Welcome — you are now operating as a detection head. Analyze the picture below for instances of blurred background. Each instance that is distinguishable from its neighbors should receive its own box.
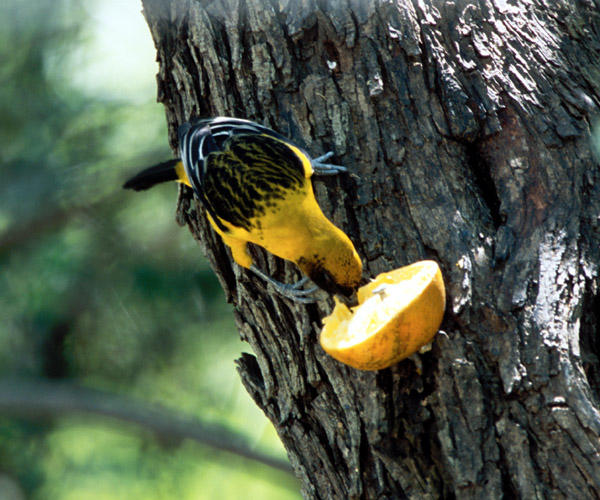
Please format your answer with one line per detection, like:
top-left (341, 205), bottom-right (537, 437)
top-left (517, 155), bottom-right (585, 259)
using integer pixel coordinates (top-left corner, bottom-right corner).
top-left (0, 0), bottom-right (298, 498)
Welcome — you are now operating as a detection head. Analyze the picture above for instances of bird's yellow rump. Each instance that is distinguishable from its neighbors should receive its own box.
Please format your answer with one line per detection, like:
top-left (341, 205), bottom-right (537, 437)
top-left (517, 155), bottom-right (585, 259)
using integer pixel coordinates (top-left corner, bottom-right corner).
top-left (124, 117), bottom-right (362, 302)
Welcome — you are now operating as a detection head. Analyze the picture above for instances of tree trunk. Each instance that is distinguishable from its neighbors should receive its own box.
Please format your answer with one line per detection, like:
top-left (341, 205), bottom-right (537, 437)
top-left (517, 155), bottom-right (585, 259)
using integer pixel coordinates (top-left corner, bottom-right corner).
top-left (141, 0), bottom-right (600, 497)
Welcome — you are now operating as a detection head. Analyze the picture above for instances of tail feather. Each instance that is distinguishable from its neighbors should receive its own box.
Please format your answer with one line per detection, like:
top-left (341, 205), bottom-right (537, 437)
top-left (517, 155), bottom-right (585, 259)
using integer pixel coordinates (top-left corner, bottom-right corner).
top-left (123, 159), bottom-right (180, 191)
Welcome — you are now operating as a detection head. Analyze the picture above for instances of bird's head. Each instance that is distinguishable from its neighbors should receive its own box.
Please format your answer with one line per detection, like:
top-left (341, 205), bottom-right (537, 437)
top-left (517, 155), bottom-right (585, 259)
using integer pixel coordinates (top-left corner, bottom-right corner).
top-left (296, 227), bottom-right (362, 306)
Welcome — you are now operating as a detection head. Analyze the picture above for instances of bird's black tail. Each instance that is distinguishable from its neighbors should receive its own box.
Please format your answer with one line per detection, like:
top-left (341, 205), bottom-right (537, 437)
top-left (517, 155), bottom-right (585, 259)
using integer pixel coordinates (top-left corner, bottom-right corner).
top-left (123, 159), bottom-right (181, 191)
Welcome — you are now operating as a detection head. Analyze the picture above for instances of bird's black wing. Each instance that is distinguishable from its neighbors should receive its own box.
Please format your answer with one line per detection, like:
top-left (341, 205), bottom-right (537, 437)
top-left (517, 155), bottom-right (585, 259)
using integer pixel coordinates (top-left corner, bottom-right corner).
top-left (179, 117), bottom-right (293, 150)
top-left (178, 117), bottom-right (306, 232)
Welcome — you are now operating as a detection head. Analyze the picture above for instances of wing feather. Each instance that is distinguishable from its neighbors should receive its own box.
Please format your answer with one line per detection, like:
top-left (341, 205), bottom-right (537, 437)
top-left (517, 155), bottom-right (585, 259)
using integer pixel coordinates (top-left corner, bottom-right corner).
top-left (178, 117), bottom-right (308, 232)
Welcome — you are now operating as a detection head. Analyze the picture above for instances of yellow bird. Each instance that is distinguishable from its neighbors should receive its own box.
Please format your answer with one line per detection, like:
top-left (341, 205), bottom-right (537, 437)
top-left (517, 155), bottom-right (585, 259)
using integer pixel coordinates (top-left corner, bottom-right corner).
top-left (124, 117), bottom-right (362, 303)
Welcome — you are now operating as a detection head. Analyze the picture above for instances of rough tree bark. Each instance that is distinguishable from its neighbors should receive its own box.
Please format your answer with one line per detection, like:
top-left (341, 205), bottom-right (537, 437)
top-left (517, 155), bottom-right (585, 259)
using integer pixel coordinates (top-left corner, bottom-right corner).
top-left (141, 0), bottom-right (600, 497)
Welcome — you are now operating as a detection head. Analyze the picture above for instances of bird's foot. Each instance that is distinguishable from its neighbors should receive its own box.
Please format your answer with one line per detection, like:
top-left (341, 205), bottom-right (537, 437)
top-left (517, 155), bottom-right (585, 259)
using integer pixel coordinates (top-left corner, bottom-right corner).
top-left (312, 151), bottom-right (347, 175)
top-left (249, 265), bottom-right (319, 303)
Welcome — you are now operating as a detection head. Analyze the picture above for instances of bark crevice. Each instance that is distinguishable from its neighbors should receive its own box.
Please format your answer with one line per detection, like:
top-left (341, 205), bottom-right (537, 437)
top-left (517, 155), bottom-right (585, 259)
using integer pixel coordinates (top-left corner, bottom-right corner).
top-left (580, 279), bottom-right (600, 403)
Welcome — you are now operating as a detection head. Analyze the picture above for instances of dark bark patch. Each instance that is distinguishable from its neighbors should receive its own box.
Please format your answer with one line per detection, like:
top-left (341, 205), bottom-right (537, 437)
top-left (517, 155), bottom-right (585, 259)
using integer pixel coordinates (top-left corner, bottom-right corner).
top-left (580, 279), bottom-right (600, 403)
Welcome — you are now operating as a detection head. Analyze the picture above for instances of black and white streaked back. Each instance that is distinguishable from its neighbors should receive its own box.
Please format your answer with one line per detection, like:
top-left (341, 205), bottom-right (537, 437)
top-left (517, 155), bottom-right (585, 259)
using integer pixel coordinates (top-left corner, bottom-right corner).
top-left (177, 117), bottom-right (294, 186)
top-left (175, 117), bottom-right (309, 233)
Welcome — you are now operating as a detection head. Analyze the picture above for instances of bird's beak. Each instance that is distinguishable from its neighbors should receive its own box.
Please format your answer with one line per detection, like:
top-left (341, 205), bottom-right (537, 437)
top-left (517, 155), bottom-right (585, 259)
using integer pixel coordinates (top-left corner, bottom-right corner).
top-left (337, 290), bottom-right (358, 308)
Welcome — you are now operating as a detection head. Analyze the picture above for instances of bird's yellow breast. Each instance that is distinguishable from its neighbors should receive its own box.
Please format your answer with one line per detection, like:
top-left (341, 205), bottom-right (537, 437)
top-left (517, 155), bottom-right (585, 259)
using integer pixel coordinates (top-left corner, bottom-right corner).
top-left (208, 179), bottom-right (321, 263)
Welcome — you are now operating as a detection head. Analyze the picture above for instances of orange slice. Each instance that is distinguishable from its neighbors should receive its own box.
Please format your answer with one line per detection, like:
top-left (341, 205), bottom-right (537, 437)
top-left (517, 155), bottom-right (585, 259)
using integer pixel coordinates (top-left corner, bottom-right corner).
top-left (320, 260), bottom-right (445, 370)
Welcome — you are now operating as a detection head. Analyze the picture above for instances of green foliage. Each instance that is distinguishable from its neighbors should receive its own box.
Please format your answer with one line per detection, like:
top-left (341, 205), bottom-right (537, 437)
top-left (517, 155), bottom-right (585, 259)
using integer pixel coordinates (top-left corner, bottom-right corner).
top-left (0, 0), bottom-right (297, 498)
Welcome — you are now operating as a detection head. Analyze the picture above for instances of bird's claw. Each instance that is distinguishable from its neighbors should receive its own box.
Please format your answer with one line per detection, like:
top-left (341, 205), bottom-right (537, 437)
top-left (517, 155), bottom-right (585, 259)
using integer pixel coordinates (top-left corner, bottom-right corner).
top-left (249, 265), bottom-right (319, 303)
top-left (275, 277), bottom-right (320, 303)
top-left (312, 151), bottom-right (347, 175)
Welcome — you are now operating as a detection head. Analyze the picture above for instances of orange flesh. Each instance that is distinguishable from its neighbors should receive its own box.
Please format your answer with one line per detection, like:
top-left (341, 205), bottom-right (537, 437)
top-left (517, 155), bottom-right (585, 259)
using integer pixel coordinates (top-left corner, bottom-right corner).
top-left (320, 261), bottom-right (445, 370)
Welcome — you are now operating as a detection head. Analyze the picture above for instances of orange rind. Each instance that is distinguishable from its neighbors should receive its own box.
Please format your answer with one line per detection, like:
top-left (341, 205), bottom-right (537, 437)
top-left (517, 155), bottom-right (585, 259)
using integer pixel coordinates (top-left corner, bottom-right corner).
top-left (320, 260), bottom-right (446, 370)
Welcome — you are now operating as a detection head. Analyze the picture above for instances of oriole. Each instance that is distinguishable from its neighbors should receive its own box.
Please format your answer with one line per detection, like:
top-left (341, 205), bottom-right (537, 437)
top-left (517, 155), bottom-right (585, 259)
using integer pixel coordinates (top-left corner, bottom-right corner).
top-left (124, 117), bottom-right (362, 303)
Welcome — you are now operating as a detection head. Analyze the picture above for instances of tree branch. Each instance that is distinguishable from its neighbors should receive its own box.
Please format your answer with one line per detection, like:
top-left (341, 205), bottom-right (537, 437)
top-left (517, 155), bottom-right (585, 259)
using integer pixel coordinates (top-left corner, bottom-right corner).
top-left (0, 377), bottom-right (293, 475)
